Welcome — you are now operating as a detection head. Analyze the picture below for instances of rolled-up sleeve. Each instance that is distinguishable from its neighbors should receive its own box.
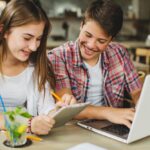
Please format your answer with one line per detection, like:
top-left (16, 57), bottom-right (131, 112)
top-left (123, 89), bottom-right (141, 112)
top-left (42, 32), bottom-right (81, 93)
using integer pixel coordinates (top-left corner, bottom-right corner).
top-left (123, 47), bottom-right (142, 92)
top-left (48, 48), bottom-right (71, 91)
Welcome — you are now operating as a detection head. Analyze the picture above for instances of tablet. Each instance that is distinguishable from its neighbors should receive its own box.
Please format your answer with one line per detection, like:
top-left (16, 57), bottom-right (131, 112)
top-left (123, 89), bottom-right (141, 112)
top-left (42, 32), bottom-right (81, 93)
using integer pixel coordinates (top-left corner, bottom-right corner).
top-left (51, 103), bottom-right (89, 128)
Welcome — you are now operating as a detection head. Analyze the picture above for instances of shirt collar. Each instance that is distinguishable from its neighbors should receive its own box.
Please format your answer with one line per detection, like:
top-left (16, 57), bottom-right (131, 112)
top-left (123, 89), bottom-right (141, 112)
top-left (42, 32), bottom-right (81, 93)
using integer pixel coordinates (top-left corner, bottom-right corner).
top-left (73, 40), bottom-right (111, 68)
top-left (73, 40), bottom-right (85, 67)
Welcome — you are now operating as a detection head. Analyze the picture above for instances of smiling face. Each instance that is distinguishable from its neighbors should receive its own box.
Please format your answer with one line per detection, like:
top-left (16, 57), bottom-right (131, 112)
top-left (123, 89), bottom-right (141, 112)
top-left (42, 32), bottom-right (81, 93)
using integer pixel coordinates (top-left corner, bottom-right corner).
top-left (4, 22), bottom-right (45, 62)
top-left (78, 20), bottom-right (112, 66)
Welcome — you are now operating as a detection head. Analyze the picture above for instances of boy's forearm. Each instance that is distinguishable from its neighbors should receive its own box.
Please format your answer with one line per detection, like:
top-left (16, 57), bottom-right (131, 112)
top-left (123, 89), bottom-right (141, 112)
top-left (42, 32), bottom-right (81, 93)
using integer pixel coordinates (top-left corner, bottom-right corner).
top-left (74, 105), bottom-right (110, 120)
top-left (130, 88), bottom-right (141, 105)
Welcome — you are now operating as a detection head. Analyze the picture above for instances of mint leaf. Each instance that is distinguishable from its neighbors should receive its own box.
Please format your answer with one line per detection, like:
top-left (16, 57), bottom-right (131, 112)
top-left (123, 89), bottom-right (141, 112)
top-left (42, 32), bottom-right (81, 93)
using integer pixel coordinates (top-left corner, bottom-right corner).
top-left (20, 112), bottom-right (32, 118)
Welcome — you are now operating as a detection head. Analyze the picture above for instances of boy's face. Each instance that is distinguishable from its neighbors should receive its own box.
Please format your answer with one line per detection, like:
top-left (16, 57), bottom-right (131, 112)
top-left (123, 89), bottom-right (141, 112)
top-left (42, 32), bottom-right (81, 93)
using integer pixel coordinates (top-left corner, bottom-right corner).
top-left (78, 19), bottom-right (112, 65)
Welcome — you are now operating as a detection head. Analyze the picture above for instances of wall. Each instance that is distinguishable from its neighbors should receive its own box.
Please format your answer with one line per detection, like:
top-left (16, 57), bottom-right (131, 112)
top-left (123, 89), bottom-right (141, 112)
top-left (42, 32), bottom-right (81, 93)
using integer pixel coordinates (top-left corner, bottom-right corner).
top-left (132, 0), bottom-right (150, 19)
top-left (50, 18), bottom-right (81, 41)
top-left (39, 0), bottom-right (92, 17)
top-left (40, 0), bottom-right (150, 41)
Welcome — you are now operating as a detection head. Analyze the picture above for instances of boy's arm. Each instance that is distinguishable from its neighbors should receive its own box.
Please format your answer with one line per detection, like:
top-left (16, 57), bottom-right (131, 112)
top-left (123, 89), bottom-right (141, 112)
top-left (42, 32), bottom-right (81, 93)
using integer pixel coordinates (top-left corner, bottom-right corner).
top-left (130, 88), bottom-right (141, 105)
top-left (56, 88), bottom-right (136, 128)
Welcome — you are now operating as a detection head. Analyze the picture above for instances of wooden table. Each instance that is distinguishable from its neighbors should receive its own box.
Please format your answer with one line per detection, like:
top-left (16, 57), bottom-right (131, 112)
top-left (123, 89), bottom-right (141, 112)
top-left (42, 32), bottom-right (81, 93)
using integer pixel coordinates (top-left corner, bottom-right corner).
top-left (1, 123), bottom-right (150, 150)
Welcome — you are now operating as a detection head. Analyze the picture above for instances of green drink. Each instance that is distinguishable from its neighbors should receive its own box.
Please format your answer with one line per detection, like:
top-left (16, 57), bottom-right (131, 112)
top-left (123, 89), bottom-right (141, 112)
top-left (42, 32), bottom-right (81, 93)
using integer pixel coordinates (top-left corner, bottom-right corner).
top-left (4, 107), bottom-right (32, 147)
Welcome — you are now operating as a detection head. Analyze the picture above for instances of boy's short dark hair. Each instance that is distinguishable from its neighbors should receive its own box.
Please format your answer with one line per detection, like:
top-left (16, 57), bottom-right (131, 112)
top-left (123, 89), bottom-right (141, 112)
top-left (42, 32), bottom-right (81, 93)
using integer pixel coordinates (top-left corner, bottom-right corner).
top-left (83, 0), bottom-right (123, 37)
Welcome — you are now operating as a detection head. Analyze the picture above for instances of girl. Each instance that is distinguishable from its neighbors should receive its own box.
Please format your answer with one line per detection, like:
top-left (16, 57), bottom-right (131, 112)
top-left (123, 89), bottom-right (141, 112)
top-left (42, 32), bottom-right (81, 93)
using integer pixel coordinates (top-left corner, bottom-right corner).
top-left (0, 0), bottom-right (76, 135)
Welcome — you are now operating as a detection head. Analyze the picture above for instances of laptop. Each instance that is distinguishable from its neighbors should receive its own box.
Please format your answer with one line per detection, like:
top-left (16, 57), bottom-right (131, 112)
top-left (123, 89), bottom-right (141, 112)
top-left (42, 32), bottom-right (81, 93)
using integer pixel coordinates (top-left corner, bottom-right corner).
top-left (77, 75), bottom-right (150, 144)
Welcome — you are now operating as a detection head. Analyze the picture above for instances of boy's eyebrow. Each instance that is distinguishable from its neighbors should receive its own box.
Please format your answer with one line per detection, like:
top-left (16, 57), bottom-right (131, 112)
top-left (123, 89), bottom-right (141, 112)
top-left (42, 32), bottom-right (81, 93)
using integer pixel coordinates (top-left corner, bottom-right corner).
top-left (85, 31), bottom-right (108, 42)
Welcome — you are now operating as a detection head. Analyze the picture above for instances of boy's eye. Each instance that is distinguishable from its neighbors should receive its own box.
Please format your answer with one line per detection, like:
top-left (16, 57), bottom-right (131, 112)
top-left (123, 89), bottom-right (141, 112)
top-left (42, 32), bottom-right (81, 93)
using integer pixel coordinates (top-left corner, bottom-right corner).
top-left (97, 40), bottom-right (105, 44)
top-left (97, 39), bottom-right (108, 44)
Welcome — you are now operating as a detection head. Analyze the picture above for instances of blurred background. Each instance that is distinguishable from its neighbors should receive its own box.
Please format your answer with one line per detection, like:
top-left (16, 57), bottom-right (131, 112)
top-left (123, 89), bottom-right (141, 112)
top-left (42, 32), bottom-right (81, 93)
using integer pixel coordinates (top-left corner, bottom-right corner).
top-left (40, 0), bottom-right (150, 43)
top-left (0, 0), bottom-right (150, 74)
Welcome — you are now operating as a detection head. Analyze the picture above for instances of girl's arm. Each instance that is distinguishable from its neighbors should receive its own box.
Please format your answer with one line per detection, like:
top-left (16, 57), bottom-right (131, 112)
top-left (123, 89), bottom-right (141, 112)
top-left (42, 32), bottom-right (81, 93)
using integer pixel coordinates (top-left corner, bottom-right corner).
top-left (0, 113), bottom-right (5, 130)
top-left (37, 82), bottom-right (56, 115)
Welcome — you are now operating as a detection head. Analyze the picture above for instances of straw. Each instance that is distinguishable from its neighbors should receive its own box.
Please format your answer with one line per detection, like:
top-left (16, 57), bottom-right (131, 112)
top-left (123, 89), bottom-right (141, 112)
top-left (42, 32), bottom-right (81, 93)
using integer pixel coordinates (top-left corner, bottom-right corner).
top-left (0, 95), bottom-right (10, 129)
top-left (0, 95), bottom-right (6, 112)
top-left (0, 95), bottom-right (13, 142)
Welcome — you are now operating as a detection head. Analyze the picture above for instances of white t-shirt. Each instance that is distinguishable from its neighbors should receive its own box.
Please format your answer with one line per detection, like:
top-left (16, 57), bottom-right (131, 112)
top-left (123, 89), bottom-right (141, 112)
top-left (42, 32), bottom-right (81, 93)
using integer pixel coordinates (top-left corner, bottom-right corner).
top-left (84, 57), bottom-right (104, 106)
top-left (0, 64), bottom-right (55, 116)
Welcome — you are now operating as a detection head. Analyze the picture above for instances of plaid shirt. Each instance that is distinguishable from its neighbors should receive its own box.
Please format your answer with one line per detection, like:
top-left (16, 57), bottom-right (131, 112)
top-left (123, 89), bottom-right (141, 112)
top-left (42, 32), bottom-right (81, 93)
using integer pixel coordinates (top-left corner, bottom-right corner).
top-left (48, 40), bottom-right (142, 107)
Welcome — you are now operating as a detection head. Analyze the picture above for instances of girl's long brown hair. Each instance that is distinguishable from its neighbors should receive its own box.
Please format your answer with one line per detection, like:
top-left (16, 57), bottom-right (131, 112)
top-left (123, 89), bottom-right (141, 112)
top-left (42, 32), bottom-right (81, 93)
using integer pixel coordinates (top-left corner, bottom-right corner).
top-left (0, 0), bottom-right (55, 91)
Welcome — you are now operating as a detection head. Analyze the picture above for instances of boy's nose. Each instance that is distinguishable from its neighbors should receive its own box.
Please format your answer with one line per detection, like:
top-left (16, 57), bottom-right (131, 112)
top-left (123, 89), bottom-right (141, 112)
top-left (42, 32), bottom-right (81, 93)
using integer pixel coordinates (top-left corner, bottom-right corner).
top-left (87, 39), bottom-right (97, 49)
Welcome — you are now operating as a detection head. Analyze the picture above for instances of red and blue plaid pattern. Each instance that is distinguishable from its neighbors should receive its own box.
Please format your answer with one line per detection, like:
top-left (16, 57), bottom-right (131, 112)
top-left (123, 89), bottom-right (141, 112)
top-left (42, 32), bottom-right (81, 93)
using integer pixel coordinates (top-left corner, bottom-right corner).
top-left (48, 40), bottom-right (142, 107)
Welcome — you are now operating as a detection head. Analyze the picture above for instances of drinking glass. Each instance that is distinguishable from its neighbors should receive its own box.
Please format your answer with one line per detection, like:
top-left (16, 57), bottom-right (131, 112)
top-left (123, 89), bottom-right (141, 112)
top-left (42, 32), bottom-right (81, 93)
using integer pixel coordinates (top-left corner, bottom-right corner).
top-left (4, 107), bottom-right (31, 147)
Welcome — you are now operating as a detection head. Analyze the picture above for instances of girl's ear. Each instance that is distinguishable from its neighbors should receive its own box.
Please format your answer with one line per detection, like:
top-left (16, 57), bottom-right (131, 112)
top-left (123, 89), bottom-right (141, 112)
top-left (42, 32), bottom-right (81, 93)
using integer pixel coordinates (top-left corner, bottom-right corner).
top-left (4, 31), bottom-right (9, 39)
top-left (0, 24), bottom-right (4, 33)
top-left (0, 24), bottom-right (8, 39)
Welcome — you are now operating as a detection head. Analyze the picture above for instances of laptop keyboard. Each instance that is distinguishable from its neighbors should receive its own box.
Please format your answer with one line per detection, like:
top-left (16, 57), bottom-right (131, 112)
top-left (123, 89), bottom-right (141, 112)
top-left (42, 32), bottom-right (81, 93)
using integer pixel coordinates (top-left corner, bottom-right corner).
top-left (101, 124), bottom-right (129, 138)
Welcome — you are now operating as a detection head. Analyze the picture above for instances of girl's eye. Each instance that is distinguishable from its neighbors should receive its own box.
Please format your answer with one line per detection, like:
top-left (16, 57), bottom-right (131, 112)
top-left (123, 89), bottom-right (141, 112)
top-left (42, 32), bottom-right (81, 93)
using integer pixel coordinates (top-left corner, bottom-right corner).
top-left (37, 38), bottom-right (41, 41)
top-left (85, 33), bottom-right (91, 38)
top-left (24, 38), bottom-right (30, 41)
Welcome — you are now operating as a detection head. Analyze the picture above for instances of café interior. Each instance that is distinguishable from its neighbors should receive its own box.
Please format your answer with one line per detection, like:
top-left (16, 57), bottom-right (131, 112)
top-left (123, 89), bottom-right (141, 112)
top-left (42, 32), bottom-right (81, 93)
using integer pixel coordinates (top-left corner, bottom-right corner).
top-left (0, 0), bottom-right (150, 149)
top-left (1, 0), bottom-right (150, 76)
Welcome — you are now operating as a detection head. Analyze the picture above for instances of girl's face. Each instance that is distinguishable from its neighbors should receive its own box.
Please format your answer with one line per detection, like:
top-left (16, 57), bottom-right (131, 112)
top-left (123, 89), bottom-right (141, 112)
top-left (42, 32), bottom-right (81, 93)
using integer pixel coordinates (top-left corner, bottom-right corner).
top-left (4, 22), bottom-right (45, 62)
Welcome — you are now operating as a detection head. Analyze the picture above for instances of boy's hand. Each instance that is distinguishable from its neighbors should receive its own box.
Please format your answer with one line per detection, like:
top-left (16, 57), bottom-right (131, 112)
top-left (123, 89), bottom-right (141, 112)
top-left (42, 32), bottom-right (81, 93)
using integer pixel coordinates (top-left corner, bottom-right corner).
top-left (56, 94), bottom-right (77, 107)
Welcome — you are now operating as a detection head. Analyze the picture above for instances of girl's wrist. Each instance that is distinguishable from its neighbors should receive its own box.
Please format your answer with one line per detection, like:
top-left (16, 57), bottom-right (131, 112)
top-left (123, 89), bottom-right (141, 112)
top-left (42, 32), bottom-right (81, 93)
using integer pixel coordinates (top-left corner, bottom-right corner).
top-left (26, 117), bottom-right (33, 134)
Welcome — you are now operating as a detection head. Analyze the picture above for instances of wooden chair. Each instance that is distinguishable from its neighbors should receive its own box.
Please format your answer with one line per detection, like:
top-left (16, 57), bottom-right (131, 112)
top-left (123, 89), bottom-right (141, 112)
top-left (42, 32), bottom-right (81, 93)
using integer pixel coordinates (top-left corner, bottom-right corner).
top-left (138, 71), bottom-right (146, 84)
top-left (133, 48), bottom-right (150, 74)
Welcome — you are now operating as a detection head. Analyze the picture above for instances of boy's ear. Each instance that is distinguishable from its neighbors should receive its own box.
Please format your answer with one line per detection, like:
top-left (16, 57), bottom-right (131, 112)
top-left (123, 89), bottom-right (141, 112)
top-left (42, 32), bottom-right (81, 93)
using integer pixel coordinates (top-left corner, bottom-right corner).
top-left (110, 36), bottom-right (113, 42)
top-left (80, 21), bottom-right (84, 30)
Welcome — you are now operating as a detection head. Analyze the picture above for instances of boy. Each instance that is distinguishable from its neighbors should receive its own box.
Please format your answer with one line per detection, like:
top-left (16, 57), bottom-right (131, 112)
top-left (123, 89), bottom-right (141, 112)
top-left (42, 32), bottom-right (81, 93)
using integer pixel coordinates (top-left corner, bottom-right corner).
top-left (48, 0), bottom-right (142, 128)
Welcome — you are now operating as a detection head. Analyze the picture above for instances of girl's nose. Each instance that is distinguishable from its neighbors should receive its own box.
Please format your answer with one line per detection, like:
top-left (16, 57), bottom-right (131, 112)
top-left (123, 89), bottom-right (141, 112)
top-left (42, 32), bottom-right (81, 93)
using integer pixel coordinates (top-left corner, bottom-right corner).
top-left (28, 41), bottom-right (38, 52)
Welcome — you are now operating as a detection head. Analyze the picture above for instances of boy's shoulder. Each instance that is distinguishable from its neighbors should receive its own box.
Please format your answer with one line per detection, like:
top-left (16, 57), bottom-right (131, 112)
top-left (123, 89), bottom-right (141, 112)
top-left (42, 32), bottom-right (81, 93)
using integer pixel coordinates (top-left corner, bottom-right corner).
top-left (48, 40), bottom-right (78, 58)
top-left (108, 41), bottom-right (126, 50)
top-left (105, 42), bottom-right (128, 56)
top-left (52, 41), bottom-right (76, 52)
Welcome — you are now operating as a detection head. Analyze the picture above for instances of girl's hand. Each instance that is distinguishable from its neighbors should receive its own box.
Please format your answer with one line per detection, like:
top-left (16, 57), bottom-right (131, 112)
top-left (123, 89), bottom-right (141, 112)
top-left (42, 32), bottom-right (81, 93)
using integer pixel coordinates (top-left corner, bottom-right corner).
top-left (31, 115), bottom-right (55, 135)
top-left (0, 114), bottom-right (5, 130)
